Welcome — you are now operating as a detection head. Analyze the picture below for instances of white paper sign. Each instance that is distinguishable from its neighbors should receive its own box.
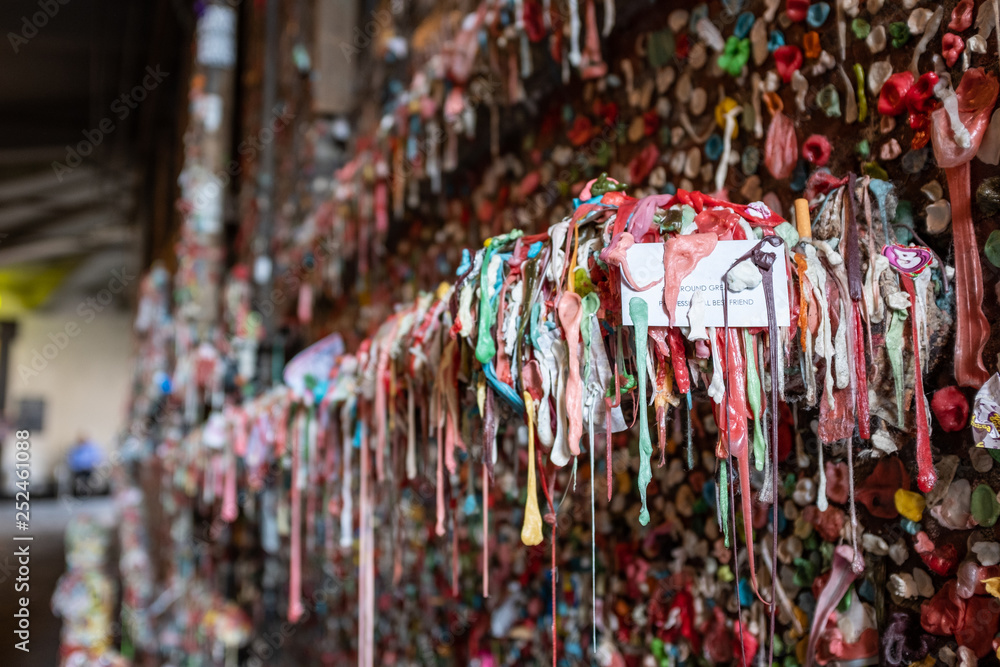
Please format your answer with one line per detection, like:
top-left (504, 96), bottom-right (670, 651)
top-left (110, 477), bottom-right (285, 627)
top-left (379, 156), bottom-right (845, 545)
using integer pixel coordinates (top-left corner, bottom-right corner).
top-left (620, 240), bottom-right (791, 328)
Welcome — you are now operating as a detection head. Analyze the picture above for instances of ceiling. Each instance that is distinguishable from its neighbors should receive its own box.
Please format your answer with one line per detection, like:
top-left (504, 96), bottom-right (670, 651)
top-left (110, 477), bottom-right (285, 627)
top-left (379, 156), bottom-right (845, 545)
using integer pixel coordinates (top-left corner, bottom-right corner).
top-left (0, 0), bottom-right (190, 305)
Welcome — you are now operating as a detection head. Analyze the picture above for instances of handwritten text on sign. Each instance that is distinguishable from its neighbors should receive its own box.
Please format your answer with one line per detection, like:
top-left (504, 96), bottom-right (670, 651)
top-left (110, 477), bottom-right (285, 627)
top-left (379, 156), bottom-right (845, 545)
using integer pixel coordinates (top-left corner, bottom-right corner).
top-left (620, 240), bottom-right (791, 327)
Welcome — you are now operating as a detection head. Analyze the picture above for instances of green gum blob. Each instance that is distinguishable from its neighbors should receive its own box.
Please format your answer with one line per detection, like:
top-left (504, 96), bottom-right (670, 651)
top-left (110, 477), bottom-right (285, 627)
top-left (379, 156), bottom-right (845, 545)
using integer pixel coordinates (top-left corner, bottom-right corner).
top-left (793, 557), bottom-right (817, 587)
top-left (651, 638), bottom-right (666, 661)
top-left (647, 29), bottom-right (675, 68)
top-left (678, 205), bottom-right (698, 234)
top-left (590, 172), bottom-right (629, 196)
top-left (985, 230), bottom-right (1000, 268)
top-left (836, 587), bottom-right (853, 614)
top-left (862, 161), bottom-right (888, 180)
top-left (660, 208), bottom-right (685, 233)
top-left (971, 483), bottom-right (1000, 527)
top-left (774, 221), bottom-right (799, 248)
top-left (783, 473), bottom-right (797, 496)
top-left (816, 84), bottom-right (841, 118)
top-left (573, 267), bottom-right (597, 297)
top-left (718, 36), bottom-right (750, 76)
top-left (888, 22), bottom-right (910, 48)
top-left (894, 199), bottom-right (914, 227)
top-left (851, 18), bottom-right (871, 39)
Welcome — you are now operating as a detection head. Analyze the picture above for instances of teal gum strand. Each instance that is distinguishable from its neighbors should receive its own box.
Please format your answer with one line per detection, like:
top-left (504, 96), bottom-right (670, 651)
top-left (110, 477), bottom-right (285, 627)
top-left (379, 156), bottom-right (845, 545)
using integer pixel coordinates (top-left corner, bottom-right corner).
top-left (686, 392), bottom-right (694, 470)
top-left (530, 301), bottom-right (543, 350)
top-left (868, 179), bottom-right (894, 243)
top-left (886, 308), bottom-right (908, 429)
top-left (475, 230), bottom-right (523, 363)
top-left (580, 292), bottom-right (600, 382)
top-left (475, 243), bottom-right (500, 363)
top-left (743, 330), bottom-right (766, 471)
top-left (630, 297), bottom-right (653, 526)
top-left (719, 460), bottom-right (731, 548)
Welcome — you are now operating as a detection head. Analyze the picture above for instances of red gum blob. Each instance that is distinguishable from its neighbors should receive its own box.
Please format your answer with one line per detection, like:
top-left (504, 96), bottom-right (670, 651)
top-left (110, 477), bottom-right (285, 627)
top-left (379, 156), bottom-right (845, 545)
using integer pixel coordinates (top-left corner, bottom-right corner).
top-left (930, 386), bottom-right (970, 431)
top-left (774, 45), bottom-right (803, 84)
top-left (909, 111), bottom-right (932, 131)
top-left (856, 456), bottom-right (910, 519)
top-left (694, 207), bottom-right (742, 237)
top-left (802, 134), bottom-right (832, 165)
top-left (594, 99), bottom-right (618, 126)
top-left (816, 628), bottom-right (879, 664)
top-left (824, 461), bottom-right (850, 504)
top-left (701, 607), bottom-right (735, 663)
top-left (643, 109), bottom-right (660, 136)
top-left (765, 111), bottom-right (798, 179)
top-left (949, 0), bottom-right (974, 31)
top-left (628, 143), bottom-right (659, 184)
top-left (905, 72), bottom-right (940, 115)
top-left (918, 541), bottom-right (960, 576)
top-left (942, 33), bottom-right (965, 67)
top-left (921, 580), bottom-right (1000, 658)
top-left (733, 620), bottom-right (759, 666)
top-left (921, 581), bottom-right (964, 635)
top-left (567, 115), bottom-right (598, 146)
top-left (803, 504), bottom-right (846, 541)
top-left (518, 170), bottom-right (541, 200)
top-left (878, 71), bottom-right (915, 116)
top-left (675, 33), bottom-right (689, 60)
top-left (804, 170), bottom-right (849, 200)
top-left (786, 0), bottom-right (810, 23)
top-left (666, 328), bottom-right (691, 393)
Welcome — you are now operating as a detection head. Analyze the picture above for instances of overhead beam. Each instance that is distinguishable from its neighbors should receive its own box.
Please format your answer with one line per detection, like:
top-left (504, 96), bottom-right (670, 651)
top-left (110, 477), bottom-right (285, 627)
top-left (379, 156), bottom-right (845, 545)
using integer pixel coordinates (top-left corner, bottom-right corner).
top-left (0, 165), bottom-right (98, 202)
top-left (0, 226), bottom-right (137, 267)
top-left (0, 147), bottom-right (67, 166)
top-left (0, 171), bottom-right (136, 231)
top-left (3, 207), bottom-right (128, 245)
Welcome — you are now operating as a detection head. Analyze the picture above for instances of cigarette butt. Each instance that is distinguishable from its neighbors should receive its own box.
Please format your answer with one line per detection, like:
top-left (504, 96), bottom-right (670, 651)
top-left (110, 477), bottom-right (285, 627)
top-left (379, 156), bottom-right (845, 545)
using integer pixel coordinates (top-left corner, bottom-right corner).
top-left (794, 199), bottom-right (812, 240)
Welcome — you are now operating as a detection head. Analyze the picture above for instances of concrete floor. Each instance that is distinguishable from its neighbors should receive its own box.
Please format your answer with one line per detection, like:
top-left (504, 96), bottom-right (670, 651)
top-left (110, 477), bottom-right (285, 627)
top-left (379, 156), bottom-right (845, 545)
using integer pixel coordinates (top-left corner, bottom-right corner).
top-left (0, 496), bottom-right (116, 667)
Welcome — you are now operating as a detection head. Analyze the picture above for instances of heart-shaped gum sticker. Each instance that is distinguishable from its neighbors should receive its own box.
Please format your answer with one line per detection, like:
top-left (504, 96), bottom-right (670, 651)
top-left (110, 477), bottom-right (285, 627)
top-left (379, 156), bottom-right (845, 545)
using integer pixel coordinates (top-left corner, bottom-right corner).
top-left (882, 244), bottom-right (933, 276)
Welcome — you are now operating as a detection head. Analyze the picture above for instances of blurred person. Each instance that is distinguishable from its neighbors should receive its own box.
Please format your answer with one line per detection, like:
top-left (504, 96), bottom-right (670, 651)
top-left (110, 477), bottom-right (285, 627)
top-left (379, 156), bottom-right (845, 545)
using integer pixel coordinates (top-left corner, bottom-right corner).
top-left (68, 433), bottom-right (103, 496)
